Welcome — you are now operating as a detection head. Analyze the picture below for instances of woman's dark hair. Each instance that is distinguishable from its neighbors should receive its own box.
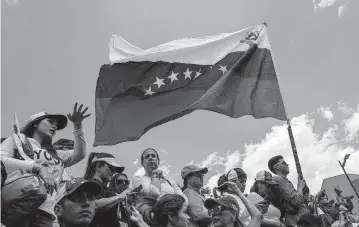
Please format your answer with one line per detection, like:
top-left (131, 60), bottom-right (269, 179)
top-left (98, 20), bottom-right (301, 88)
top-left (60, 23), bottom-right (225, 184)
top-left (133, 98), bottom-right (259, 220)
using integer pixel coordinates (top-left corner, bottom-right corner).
top-left (151, 194), bottom-right (185, 227)
top-left (182, 176), bottom-right (189, 191)
top-left (141, 148), bottom-right (160, 165)
top-left (84, 152), bottom-right (115, 180)
top-left (108, 172), bottom-right (128, 194)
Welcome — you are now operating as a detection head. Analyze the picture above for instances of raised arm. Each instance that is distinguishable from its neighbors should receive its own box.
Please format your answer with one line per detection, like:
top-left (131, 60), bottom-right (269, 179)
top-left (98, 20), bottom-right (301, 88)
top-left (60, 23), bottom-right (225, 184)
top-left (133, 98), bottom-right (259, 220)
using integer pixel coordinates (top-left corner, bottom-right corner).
top-left (58, 103), bottom-right (90, 167)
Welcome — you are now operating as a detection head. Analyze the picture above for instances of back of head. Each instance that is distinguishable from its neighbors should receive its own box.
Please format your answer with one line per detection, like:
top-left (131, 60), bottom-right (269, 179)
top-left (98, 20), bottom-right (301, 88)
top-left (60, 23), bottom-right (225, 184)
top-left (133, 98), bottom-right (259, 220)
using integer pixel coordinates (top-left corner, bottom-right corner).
top-left (151, 194), bottom-right (185, 227)
top-left (84, 152), bottom-right (114, 180)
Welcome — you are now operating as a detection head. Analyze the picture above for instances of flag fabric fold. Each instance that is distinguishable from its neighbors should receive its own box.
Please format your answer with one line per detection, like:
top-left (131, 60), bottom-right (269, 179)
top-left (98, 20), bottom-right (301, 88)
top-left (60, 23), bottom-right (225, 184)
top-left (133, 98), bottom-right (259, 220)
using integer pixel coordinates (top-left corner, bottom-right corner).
top-left (94, 24), bottom-right (287, 147)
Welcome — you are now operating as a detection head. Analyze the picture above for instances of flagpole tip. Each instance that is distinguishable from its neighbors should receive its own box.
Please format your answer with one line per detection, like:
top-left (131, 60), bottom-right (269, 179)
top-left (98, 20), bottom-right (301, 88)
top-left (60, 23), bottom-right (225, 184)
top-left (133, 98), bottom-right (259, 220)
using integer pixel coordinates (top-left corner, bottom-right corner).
top-left (262, 21), bottom-right (268, 27)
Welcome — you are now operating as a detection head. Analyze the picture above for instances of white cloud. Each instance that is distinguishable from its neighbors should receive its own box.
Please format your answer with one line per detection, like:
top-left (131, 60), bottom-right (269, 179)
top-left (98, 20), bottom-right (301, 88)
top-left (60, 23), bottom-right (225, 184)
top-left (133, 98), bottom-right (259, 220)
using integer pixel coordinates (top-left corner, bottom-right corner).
top-left (312, 0), bottom-right (349, 18)
top-left (318, 106), bottom-right (334, 121)
top-left (199, 104), bottom-right (358, 194)
top-left (4, 0), bottom-right (19, 5)
top-left (133, 167), bottom-right (146, 177)
top-left (196, 152), bottom-right (225, 170)
top-left (343, 105), bottom-right (359, 142)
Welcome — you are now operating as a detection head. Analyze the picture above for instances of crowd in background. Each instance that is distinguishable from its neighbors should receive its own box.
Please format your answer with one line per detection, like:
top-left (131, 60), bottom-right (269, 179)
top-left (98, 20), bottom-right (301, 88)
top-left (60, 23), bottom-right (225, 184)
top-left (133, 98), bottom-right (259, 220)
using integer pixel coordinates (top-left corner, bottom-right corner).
top-left (0, 104), bottom-right (358, 227)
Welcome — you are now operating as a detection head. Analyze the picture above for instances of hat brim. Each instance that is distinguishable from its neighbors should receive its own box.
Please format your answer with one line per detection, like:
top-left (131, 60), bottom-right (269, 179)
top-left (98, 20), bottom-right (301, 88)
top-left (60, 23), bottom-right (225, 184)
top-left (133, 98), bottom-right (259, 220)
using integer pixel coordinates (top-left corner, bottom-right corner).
top-left (104, 160), bottom-right (125, 173)
top-left (65, 180), bottom-right (102, 199)
top-left (183, 167), bottom-right (209, 179)
top-left (260, 180), bottom-right (278, 185)
top-left (204, 198), bottom-right (228, 210)
top-left (21, 114), bottom-right (68, 136)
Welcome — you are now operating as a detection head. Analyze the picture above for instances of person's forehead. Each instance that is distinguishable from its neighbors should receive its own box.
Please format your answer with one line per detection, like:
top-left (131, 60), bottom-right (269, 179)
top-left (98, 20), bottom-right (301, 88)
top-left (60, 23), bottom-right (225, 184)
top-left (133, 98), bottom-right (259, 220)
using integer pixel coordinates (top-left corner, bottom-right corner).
top-left (117, 174), bottom-right (127, 179)
top-left (143, 149), bottom-right (157, 156)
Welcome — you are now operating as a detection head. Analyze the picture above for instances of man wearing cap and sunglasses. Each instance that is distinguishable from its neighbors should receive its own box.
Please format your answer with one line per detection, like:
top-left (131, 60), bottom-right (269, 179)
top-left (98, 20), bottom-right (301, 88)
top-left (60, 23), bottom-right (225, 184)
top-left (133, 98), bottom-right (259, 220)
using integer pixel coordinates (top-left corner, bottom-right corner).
top-left (181, 165), bottom-right (212, 227)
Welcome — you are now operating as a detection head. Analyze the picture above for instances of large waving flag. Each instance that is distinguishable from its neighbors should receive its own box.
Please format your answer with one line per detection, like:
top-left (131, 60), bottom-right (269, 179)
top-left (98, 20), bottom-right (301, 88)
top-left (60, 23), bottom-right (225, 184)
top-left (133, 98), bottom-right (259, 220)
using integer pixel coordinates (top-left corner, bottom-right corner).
top-left (94, 24), bottom-right (287, 146)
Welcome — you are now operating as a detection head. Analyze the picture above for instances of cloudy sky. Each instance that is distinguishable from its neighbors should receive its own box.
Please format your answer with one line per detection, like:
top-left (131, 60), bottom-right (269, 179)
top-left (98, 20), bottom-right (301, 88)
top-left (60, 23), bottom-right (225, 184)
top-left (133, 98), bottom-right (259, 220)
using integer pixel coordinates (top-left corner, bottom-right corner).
top-left (1, 0), bottom-right (358, 193)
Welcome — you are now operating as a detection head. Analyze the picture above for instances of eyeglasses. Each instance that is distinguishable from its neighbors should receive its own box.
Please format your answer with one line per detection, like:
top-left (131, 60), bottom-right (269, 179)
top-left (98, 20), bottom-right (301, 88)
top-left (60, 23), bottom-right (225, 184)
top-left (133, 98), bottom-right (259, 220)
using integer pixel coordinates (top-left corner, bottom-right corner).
top-left (117, 179), bottom-right (130, 186)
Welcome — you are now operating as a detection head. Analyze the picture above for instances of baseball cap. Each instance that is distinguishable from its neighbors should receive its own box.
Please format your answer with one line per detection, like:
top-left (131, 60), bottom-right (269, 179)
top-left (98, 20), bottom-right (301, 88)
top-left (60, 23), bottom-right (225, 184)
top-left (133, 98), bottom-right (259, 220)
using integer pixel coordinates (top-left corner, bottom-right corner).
top-left (92, 156), bottom-right (125, 173)
top-left (181, 165), bottom-right (208, 179)
top-left (227, 168), bottom-right (246, 181)
top-left (255, 170), bottom-right (278, 185)
top-left (56, 178), bottom-right (102, 204)
top-left (204, 196), bottom-right (240, 216)
top-left (21, 112), bottom-right (68, 137)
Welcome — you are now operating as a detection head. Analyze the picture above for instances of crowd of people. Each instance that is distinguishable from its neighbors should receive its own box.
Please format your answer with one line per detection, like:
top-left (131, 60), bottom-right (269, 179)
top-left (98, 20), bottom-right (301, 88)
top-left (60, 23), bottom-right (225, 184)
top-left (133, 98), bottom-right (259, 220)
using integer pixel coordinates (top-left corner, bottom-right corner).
top-left (0, 105), bottom-right (358, 227)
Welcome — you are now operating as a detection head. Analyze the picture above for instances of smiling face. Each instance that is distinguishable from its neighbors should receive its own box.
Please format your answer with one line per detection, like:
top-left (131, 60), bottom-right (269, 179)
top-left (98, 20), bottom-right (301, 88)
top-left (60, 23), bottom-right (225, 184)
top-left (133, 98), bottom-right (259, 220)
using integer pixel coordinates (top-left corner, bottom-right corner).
top-left (142, 149), bottom-right (160, 173)
top-left (34, 117), bottom-right (58, 141)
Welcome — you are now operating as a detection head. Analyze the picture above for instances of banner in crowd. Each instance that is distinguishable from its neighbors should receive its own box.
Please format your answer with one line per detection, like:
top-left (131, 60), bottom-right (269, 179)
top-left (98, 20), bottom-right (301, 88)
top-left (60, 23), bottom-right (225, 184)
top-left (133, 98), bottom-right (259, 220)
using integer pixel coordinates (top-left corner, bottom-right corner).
top-left (94, 24), bottom-right (286, 146)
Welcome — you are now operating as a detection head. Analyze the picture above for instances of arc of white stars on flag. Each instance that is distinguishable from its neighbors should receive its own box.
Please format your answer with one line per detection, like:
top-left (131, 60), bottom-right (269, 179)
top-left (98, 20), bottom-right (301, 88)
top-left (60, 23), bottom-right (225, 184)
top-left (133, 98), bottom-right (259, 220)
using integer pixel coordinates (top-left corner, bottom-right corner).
top-left (183, 68), bottom-right (192, 80)
top-left (154, 77), bottom-right (165, 88)
top-left (194, 69), bottom-right (202, 79)
top-left (144, 87), bottom-right (155, 96)
top-left (168, 71), bottom-right (179, 83)
top-left (219, 65), bottom-right (228, 75)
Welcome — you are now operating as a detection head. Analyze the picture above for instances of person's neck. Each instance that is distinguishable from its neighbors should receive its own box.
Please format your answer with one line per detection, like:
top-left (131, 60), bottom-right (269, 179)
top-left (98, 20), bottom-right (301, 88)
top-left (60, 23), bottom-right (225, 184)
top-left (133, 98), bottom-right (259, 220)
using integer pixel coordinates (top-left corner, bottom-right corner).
top-left (145, 169), bottom-right (153, 177)
top-left (58, 219), bottom-right (89, 227)
top-left (32, 134), bottom-right (44, 146)
top-left (276, 172), bottom-right (288, 178)
top-left (188, 184), bottom-right (201, 194)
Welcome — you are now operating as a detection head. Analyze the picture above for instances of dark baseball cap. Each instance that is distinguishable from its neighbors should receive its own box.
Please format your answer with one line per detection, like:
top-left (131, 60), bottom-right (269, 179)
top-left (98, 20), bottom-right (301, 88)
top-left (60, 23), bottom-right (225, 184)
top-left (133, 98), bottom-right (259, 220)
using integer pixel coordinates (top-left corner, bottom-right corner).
top-left (204, 196), bottom-right (239, 215)
top-left (56, 178), bottom-right (102, 204)
top-left (181, 165), bottom-right (208, 179)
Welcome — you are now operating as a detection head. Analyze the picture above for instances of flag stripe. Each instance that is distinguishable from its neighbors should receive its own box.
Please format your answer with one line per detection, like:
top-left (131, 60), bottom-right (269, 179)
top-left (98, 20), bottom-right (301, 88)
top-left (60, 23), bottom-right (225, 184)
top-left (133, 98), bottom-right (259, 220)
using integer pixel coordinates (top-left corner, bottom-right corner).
top-left (109, 25), bottom-right (271, 65)
top-left (95, 44), bottom-right (286, 146)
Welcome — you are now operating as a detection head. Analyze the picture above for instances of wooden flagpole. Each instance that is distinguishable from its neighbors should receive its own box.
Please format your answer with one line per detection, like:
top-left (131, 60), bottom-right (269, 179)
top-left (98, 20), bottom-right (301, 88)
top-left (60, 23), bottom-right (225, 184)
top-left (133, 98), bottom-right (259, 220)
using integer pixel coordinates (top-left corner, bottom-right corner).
top-left (338, 160), bottom-right (359, 199)
top-left (263, 22), bottom-right (309, 193)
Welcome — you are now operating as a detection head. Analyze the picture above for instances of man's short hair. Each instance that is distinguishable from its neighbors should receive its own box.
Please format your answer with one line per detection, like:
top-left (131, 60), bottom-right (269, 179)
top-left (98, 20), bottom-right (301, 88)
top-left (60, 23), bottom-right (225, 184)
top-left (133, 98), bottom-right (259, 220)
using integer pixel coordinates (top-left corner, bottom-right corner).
top-left (268, 155), bottom-right (283, 173)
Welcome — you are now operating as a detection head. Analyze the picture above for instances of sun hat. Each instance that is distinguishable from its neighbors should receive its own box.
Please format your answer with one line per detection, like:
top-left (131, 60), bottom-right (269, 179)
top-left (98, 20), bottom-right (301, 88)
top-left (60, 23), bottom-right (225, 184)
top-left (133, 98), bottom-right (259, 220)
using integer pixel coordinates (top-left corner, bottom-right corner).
top-left (21, 112), bottom-right (68, 137)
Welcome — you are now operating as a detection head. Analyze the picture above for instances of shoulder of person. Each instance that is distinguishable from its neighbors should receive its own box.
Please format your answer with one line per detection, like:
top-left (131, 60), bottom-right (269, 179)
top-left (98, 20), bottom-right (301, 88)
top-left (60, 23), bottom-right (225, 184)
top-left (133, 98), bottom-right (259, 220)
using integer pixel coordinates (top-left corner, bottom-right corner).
top-left (247, 192), bottom-right (263, 203)
top-left (272, 175), bottom-right (283, 182)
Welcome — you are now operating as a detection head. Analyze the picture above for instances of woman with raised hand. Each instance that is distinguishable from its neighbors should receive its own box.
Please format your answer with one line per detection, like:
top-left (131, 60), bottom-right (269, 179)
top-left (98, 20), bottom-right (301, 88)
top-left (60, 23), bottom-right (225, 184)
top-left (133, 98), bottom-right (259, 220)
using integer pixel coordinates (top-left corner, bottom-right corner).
top-left (1, 103), bottom-right (90, 227)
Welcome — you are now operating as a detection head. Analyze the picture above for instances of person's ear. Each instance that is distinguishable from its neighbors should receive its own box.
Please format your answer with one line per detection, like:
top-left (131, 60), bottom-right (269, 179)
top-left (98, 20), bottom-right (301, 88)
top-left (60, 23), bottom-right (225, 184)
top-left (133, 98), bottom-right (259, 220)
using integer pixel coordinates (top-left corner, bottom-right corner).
top-left (54, 204), bottom-right (63, 217)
